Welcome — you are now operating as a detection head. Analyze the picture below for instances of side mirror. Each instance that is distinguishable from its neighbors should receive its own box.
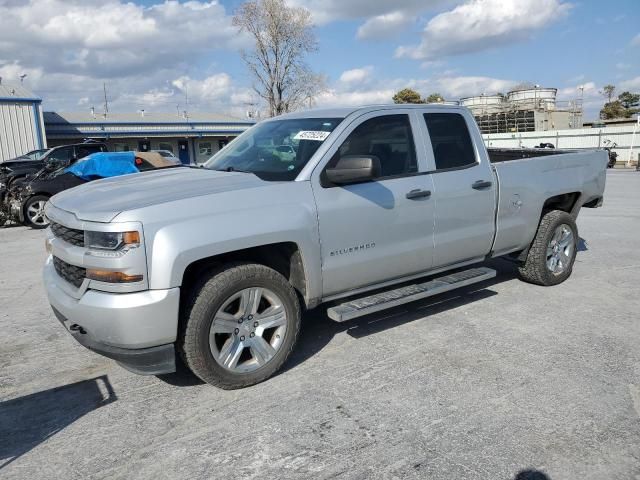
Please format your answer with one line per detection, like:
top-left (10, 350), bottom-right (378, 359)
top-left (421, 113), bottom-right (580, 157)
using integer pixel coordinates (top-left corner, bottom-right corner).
top-left (325, 155), bottom-right (381, 185)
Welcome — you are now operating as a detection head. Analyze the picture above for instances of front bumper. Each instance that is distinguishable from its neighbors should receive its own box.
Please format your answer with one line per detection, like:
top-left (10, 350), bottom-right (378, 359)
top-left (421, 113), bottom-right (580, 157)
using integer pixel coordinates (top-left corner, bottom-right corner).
top-left (44, 257), bottom-right (180, 375)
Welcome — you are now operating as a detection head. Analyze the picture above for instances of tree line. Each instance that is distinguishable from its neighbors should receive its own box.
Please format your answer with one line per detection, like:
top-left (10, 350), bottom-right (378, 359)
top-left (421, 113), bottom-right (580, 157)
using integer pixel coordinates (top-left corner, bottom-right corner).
top-left (599, 85), bottom-right (639, 120)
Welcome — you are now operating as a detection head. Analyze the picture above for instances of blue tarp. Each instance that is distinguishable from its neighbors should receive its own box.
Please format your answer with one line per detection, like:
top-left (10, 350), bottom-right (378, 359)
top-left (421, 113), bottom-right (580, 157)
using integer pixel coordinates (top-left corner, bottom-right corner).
top-left (65, 151), bottom-right (140, 180)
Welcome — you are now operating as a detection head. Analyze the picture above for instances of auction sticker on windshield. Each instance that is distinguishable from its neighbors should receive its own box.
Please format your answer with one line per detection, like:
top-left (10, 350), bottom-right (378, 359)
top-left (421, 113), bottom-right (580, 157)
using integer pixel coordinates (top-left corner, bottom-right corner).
top-left (294, 131), bottom-right (331, 141)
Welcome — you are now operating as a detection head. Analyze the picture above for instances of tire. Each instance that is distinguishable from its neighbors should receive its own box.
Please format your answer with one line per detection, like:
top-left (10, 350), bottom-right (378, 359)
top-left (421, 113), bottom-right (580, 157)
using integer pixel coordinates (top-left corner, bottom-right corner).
top-left (518, 209), bottom-right (578, 286)
top-left (179, 262), bottom-right (301, 389)
top-left (23, 195), bottom-right (50, 229)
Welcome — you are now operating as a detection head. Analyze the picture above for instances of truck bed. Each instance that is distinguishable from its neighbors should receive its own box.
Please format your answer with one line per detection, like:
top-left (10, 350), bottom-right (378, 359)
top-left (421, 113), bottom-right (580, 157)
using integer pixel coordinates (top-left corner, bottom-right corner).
top-left (490, 148), bottom-right (608, 258)
top-left (488, 147), bottom-right (579, 163)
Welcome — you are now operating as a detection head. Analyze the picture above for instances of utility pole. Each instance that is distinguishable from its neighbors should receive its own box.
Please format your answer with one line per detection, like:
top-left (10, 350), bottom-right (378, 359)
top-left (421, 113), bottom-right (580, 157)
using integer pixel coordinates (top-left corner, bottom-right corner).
top-left (103, 83), bottom-right (109, 118)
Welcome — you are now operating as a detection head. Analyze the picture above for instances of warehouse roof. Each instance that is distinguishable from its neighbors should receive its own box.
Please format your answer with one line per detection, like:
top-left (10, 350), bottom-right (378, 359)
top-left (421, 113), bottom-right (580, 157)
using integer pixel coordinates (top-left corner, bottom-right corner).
top-left (43, 111), bottom-right (256, 139)
top-left (0, 82), bottom-right (41, 102)
top-left (43, 111), bottom-right (254, 125)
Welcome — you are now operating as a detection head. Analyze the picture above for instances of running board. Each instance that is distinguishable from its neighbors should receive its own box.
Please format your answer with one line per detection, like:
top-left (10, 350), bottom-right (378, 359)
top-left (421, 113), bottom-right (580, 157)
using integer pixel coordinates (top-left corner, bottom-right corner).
top-left (326, 267), bottom-right (496, 322)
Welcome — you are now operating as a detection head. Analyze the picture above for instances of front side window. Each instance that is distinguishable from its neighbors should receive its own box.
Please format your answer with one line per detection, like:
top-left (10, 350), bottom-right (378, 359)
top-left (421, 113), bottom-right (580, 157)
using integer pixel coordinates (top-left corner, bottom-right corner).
top-left (205, 118), bottom-right (343, 181)
top-left (424, 113), bottom-right (476, 171)
top-left (329, 114), bottom-right (417, 178)
top-left (47, 147), bottom-right (74, 163)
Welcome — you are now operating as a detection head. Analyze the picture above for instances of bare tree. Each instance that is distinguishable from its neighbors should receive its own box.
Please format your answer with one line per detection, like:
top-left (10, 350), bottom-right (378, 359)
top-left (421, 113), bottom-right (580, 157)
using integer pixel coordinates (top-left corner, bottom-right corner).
top-left (600, 84), bottom-right (616, 103)
top-left (233, 0), bottom-right (324, 117)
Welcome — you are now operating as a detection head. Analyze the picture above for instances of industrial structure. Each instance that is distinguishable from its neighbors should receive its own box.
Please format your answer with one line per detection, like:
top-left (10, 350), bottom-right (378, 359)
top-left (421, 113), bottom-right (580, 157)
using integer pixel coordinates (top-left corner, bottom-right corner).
top-left (460, 87), bottom-right (583, 134)
top-left (43, 111), bottom-right (255, 164)
top-left (0, 81), bottom-right (46, 162)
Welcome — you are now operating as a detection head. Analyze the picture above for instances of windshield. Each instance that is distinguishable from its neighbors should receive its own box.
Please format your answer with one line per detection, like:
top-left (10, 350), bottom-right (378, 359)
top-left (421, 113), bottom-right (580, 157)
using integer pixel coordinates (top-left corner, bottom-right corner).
top-left (204, 117), bottom-right (343, 181)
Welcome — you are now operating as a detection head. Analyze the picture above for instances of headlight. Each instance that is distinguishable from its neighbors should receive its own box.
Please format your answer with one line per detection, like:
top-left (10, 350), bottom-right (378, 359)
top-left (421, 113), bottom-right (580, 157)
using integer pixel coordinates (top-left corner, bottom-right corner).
top-left (84, 230), bottom-right (140, 250)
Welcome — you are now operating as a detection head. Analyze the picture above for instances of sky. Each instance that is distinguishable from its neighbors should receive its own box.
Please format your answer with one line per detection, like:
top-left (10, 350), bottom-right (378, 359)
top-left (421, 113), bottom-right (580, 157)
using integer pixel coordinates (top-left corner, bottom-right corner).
top-left (0, 0), bottom-right (638, 120)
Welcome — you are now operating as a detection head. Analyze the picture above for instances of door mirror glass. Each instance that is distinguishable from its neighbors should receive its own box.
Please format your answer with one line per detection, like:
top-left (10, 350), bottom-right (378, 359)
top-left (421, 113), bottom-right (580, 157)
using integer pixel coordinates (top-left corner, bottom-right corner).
top-left (325, 155), bottom-right (381, 185)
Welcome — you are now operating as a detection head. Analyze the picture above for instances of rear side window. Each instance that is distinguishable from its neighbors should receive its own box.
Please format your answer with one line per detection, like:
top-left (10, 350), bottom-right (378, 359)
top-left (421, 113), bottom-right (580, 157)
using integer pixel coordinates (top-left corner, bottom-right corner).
top-left (424, 113), bottom-right (476, 171)
top-left (332, 114), bottom-right (417, 178)
top-left (76, 145), bottom-right (104, 159)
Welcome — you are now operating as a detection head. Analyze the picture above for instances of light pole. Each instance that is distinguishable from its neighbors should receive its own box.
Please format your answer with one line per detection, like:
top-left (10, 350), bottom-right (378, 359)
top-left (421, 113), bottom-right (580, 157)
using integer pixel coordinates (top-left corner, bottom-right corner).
top-left (629, 115), bottom-right (639, 168)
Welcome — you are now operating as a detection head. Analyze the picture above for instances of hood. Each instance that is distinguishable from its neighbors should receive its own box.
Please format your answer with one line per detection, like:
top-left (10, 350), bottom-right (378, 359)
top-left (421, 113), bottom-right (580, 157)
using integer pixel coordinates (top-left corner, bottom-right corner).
top-left (50, 167), bottom-right (269, 223)
top-left (1, 157), bottom-right (44, 169)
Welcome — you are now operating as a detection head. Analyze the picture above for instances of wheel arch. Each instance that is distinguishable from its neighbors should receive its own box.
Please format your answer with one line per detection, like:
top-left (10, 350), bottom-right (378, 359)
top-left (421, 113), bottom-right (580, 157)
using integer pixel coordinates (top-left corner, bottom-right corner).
top-left (181, 242), bottom-right (312, 308)
top-left (540, 192), bottom-right (581, 218)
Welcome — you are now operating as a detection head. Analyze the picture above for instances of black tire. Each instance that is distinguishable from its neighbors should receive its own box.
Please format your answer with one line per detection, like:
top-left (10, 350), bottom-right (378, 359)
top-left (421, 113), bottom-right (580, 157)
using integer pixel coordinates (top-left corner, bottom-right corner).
top-left (518, 209), bottom-right (578, 286)
top-left (23, 195), bottom-right (50, 229)
top-left (179, 262), bottom-right (301, 389)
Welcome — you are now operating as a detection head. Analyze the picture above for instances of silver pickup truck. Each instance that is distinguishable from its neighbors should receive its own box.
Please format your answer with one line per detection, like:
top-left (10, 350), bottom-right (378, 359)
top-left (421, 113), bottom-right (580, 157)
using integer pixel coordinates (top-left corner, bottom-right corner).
top-left (43, 105), bottom-right (607, 389)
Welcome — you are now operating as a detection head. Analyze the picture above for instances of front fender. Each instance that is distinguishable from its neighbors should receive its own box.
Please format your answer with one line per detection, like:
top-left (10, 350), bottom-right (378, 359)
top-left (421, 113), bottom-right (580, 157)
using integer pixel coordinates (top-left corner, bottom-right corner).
top-left (119, 181), bottom-right (323, 304)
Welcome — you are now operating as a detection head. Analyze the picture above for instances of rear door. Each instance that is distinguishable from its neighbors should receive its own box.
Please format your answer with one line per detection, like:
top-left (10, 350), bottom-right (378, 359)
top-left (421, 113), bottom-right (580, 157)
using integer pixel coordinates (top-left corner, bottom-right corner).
top-left (311, 110), bottom-right (436, 297)
top-left (420, 111), bottom-right (496, 268)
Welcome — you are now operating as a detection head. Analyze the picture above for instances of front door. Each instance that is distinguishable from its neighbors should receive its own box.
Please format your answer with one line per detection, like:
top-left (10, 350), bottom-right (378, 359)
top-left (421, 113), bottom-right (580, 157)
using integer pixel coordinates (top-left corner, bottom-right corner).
top-left (138, 140), bottom-right (150, 152)
top-left (311, 111), bottom-right (435, 297)
top-left (178, 140), bottom-right (190, 164)
top-left (422, 111), bottom-right (496, 268)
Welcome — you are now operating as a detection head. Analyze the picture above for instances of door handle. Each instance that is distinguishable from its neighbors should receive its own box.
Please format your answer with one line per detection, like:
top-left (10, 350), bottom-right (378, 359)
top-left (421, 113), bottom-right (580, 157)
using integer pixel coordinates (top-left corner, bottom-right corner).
top-left (472, 180), bottom-right (492, 190)
top-left (406, 189), bottom-right (431, 200)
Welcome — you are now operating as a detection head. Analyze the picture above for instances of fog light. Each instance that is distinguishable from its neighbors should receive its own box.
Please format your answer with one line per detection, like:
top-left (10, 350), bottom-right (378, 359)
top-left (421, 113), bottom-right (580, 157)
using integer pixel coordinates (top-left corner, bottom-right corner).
top-left (86, 269), bottom-right (143, 283)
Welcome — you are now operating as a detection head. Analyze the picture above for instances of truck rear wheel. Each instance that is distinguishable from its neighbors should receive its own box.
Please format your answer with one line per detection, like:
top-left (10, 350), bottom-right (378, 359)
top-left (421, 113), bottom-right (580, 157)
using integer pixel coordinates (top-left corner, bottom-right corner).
top-left (179, 263), bottom-right (301, 389)
top-left (518, 209), bottom-right (578, 286)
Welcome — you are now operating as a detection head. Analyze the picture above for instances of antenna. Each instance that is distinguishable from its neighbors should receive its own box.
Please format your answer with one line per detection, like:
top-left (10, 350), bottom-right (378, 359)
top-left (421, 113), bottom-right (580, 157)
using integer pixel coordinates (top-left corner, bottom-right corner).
top-left (103, 82), bottom-right (109, 118)
top-left (19, 74), bottom-right (27, 84)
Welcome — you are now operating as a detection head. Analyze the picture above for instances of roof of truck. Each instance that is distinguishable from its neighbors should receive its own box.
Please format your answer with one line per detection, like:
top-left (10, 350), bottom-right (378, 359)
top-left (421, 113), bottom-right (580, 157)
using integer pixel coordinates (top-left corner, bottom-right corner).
top-left (276, 103), bottom-right (465, 120)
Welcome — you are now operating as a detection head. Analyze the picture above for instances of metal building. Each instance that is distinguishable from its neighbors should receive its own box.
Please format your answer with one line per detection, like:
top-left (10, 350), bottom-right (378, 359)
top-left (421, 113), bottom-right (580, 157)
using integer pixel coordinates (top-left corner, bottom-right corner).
top-left (460, 87), bottom-right (583, 134)
top-left (43, 111), bottom-right (255, 164)
top-left (0, 81), bottom-right (46, 162)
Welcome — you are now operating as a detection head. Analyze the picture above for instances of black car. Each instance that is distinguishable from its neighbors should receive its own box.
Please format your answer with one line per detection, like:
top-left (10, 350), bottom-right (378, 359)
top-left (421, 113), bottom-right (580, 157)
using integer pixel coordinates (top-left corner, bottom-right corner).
top-left (0, 141), bottom-right (107, 226)
top-left (0, 141), bottom-right (107, 190)
top-left (6, 151), bottom-right (182, 228)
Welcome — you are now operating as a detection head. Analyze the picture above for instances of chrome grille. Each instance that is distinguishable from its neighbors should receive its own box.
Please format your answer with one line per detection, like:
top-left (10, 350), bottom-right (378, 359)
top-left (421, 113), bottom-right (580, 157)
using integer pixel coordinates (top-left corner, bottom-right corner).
top-left (53, 257), bottom-right (86, 288)
top-left (50, 222), bottom-right (84, 247)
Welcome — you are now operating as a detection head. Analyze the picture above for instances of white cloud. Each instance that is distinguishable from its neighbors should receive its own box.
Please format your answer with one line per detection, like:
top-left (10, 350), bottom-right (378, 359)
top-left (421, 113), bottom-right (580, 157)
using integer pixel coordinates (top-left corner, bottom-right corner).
top-left (357, 11), bottom-right (413, 40)
top-left (0, 0), bottom-right (246, 77)
top-left (315, 88), bottom-right (395, 107)
top-left (0, 1), bottom-right (255, 116)
top-left (286, 0), bottom-right (445, 24)
top-left (339, 66), bottom-right (374, 84)
top-left (430, 76), bottom-right (515, 98)
top-left (620, 77), bottom-right (640, 91)
top-left (631, 33), bottom-right (640, 46)
top-left (396, 0), bottom-right (572, 60)
top-left (316, 73), bottom-right (517, 109)
top-left (558, 82), bottom-right (596, 97)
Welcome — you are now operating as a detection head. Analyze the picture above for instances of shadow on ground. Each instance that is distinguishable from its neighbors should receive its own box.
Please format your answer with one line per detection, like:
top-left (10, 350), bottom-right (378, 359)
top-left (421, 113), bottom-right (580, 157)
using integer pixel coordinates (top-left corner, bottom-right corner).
top-left (280, 258), bottom-right (520, 375)
top-left (160, 249), bottom-right (584, 386)
top-left (0, 375), bottom-right (116, 469)
top-left (514, 469), bottom-right (552, 479)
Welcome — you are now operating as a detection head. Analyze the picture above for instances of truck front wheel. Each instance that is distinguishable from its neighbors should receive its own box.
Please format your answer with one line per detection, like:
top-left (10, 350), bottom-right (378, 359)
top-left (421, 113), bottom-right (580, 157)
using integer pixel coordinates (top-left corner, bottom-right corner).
top-left (518, 209), bottom-right (578, 286)
top-left (179, 263), bottom-right (301, 389)
top-left (24, 195), bottom-right (50, 229)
